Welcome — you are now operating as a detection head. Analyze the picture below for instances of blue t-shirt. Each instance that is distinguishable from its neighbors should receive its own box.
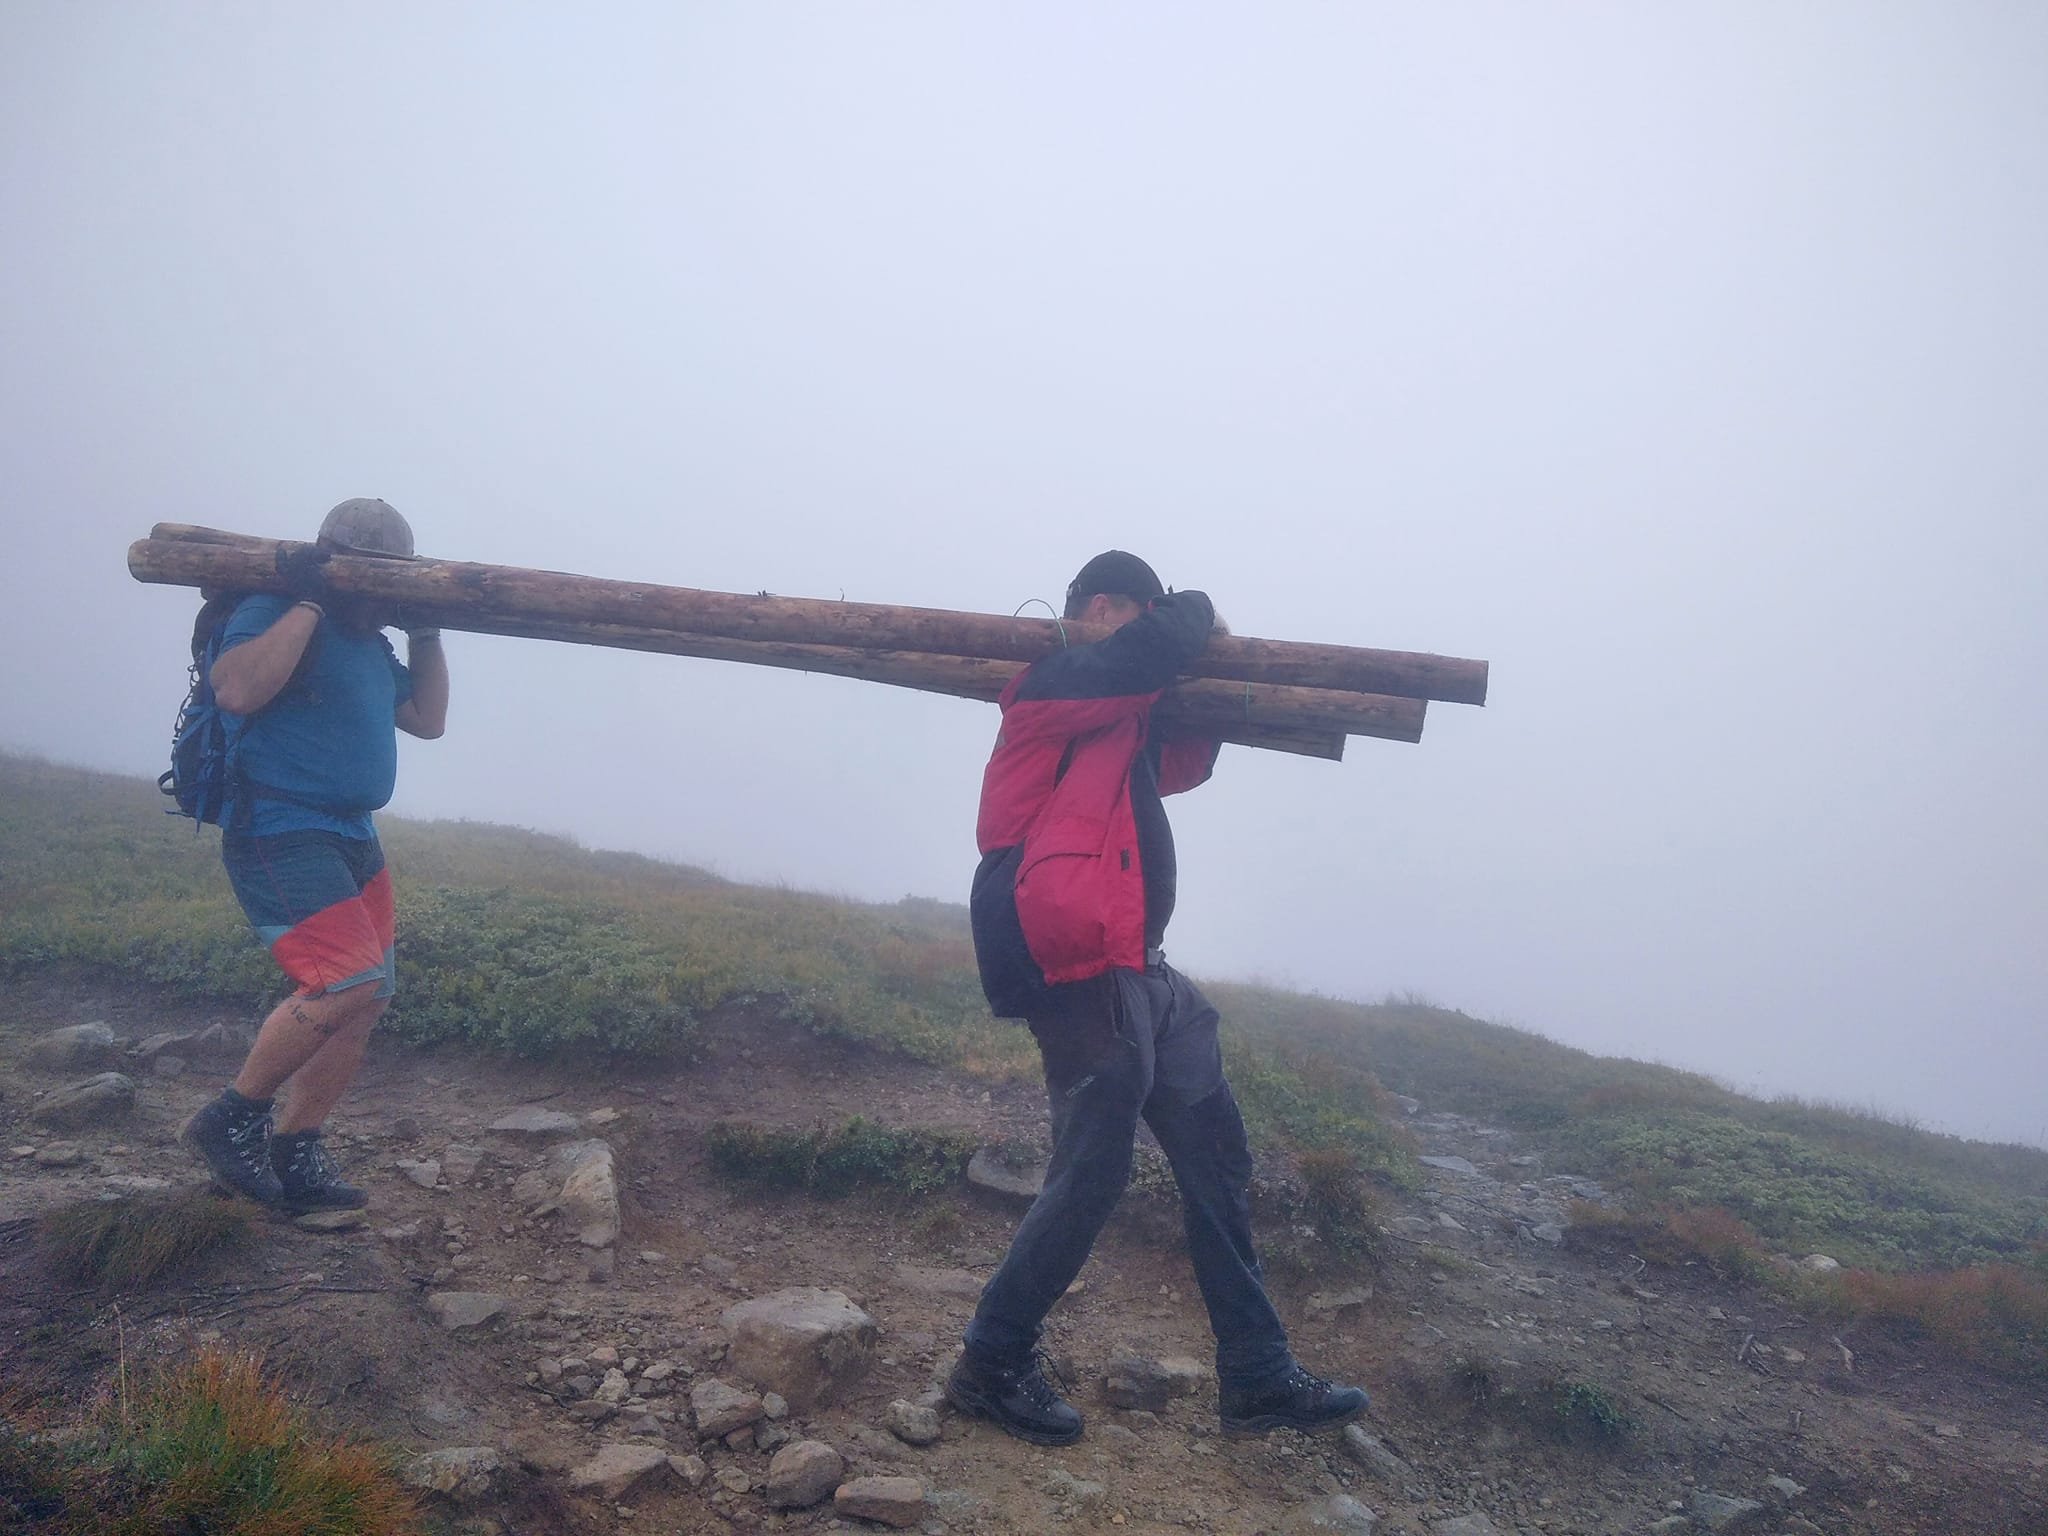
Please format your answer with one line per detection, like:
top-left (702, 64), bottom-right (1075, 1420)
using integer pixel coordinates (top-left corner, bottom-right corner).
top-left (217, 595), bottom-right (414, 838)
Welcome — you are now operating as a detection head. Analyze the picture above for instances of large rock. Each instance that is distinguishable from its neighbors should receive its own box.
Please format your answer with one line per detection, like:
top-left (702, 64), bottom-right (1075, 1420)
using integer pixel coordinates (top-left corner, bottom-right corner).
top-left (1283, 1494), bottom-right (1379, 1533)
top-left (1342, 1424), bottom-right (1415, 1486)
top-left (1105, 1359), bottom-right (1171, 1417)
top-left (555, 1139), bottom-right (619, 1249)
top-left (690, 1377), bottom-right (764, 1438)
top-left (966, 1146), bottom-right (1044, 1200)
top-left (489, 1104), bottom-right (582, 1138)
top-left (30, 1073), bottom-right (136, 1130)
top-left (721, 1288), bottom-right (877, 1410)
top-left (834, 1475), bottom-right (926, 1528)
top-left (403, 1447), bottom-right (502, 1501)
top-left (25, 1024), bottom-right (121, 1071)
top-left (426, 1292), bottom-right (509, 1331)
top-left (566, 1442), bottom-right (669, 1498)
top-left (766, 1439), bottom-right (844, 1509)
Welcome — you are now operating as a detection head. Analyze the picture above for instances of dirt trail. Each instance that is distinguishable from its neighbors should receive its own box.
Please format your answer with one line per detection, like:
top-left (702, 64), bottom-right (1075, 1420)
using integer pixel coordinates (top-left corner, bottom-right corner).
top-left (3, 972), bottom-right (2044, 1535)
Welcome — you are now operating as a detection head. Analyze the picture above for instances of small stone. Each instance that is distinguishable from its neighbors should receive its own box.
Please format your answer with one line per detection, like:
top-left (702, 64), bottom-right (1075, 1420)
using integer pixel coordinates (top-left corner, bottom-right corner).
top-left (885, 1399), bottom-right (941, 1446)
top-left (639, 1360), bottom-right (675, 1383)
top-left (26, 1023), bottom-right (122, 1071)
top-left (30, 1073), bottom-right (137, 1130)
top-left (397, 1158), bottom-right (442, 1189)
top-left (585, 1107), bottom-right (624, 1128)
top-left (403, 1446), bottom-right (501, 1501)
top-left (1933, 1422), bottom-right (1962, 1439)
top-left (589, 1345), bottom-right (621, 1366)
top-left (834, 1474), bottom-right (927, 1528)
top-left (100, 1179), bottom-right (171, 1204)
top-left (441, 1143), bottom-right (484, 1184)
top-left (566, 1400), bottom-right (615, 1423)
top-left (1428, 1517), bottom-right (1502, 1536)
top-left (596, 1368), bottom-right (632, 1405)
top-left (129, 1030), bottom-right (197, 1065)
top-left (766, 1439), bottom-right (844, 1509)
top-left (691, 1377), bottom-right (765, 1438)
top-left (150, 1056), bottom-right (186, 1077)
top-left (488, 1105), bottom-right (582, 1138)
top-left (1308, 1287), bottom-right (1376, 1313)
top-left (1800, 1254), bottom-right (1841, 1273)
top-left (585, 1249), bottom-right (616, 1284)
top-left (1528, 1222), bottom-right (1565, 1245)
top-left (1282, 1493), bottom-right (1379, 1533)
top-left (295, 1208), bottom-right (366, 1232)
top-left (33, 1142), bottom-right (86, 1168)
top-left (425, 1292), bottom-right (509, 1331)
top-left (1689, 1491), bottom-right (1765, 1531)
top-left (567, 1442), bottom-right (669, 1498)
top-left (536, 1357), bottom-right (564, 1383)
top-left (1417, 1155), bottom-right (1478, 1175)
top-left (722, 1424), bottom-right (755, 1451)
top-left (9, 1146), bottom-right (35, 1158)
top-left (761, 1392), bottom-right (788, 1420)
top-left (183, 1023), bottom-right (254, 1065)
top-left (1765, 1475), bottom-right (1807, 1499)
top-left (667, 1452), bottom-right (710, 1488)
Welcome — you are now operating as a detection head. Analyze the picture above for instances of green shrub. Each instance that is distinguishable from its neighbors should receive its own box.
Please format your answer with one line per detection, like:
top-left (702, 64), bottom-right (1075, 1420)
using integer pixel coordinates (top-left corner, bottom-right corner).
top-left (707, 1117), bottom-right (979, 1198)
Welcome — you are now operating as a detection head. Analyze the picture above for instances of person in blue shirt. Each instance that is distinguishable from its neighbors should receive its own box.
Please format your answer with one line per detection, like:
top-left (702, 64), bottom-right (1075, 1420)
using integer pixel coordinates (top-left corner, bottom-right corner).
top-left (181, 498), bottom-right (450, 1211)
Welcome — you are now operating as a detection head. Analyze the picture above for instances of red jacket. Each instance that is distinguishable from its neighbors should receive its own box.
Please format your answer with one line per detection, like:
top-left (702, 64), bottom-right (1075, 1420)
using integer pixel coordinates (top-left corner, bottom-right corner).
top-left (971, 592), bottom-right (1220, 1013)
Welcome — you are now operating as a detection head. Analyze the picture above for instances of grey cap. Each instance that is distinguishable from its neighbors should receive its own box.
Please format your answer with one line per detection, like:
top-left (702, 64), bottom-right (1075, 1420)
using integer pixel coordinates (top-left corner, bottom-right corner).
top-left (317, 497), bottom-right (415, 557)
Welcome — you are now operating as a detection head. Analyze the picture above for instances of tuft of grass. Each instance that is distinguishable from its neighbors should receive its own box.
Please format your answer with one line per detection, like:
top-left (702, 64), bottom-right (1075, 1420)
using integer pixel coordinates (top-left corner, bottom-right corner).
top-left (0, 1346), bottom-right (421, 1535)
top-left (707, 1117), bottom-right (979, 1198)
top-left (39, 1193), bottom-right (252, 1292)
top-left (1545, 1380), bottom-right (1635, 1447)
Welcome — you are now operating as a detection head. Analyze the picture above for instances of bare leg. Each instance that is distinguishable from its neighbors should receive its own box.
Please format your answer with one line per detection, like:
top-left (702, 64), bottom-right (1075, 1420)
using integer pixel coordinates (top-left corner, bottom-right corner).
top-left (233, 987), bottom-right (386, 1129)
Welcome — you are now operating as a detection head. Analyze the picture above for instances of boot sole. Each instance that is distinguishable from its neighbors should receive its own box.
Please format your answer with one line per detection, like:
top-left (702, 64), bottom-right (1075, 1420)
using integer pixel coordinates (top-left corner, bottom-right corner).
top-left (1220, 1402), bottom-right (1368, 1436)
top-left (944, 1378), bottom-right (1085, 1447)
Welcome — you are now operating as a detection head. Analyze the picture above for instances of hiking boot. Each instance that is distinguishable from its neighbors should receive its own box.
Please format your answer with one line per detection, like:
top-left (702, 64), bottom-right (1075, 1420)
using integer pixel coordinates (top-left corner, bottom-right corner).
top-left (1219, 1364), bottom-right (1369, 1435)
top-left (945, 1351), bottom-right (1083, 1446)
top-left (271, 1130), bottom-right (366, 1211)
top-left (181, 1091), bottom-right (283, 1206)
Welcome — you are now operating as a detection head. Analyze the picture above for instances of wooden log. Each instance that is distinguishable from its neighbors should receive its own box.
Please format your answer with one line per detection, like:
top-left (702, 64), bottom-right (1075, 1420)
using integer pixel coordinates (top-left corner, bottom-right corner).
top-left (132, 527), bottom-right (1488, 705)
top-left (139, 531), bottom-right (1360, 758)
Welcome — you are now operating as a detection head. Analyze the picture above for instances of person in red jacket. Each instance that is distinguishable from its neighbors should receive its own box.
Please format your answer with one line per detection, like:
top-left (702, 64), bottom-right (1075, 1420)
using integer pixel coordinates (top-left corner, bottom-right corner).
top-left (947, 550), bottom-right (1369, 1446)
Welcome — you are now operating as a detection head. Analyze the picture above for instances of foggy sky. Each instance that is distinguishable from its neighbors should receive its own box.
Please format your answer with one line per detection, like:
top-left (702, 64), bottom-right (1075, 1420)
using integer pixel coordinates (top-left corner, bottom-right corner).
top-left (4, 5), bottom-right (2043, 1143)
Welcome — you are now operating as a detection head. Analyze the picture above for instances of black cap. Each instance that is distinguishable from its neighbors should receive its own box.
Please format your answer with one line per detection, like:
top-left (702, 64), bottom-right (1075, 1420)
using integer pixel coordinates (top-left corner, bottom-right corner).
top-left (1066, 550), bottom-right (1165, 614)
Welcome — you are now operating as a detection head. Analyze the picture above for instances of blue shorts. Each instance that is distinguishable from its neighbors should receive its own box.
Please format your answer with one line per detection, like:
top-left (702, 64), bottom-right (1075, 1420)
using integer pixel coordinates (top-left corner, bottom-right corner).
top-left (221, 829), bottom-right (396, 999)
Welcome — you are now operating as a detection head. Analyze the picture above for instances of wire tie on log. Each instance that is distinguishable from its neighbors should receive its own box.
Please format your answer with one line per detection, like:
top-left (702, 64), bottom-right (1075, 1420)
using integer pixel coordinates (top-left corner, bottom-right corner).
top-left (1013, 598), bottom-right (1068, 647)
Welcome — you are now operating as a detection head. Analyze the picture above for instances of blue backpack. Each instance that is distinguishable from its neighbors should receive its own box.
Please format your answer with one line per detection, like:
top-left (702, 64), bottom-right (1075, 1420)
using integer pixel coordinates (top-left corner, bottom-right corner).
top-left (159, 595), bottom-right (245, 825)
top-left (159, 595), bottom-right (327, 827)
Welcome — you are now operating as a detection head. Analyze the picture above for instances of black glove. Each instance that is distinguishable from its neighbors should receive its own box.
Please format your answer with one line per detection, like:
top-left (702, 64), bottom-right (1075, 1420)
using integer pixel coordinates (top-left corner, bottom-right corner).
top-left (275, 543), bottom-right (332, 603)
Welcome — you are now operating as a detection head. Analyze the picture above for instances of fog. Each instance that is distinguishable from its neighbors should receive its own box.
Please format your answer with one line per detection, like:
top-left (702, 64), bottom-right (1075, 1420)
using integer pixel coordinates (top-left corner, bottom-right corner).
top-left (4, 5), bottom-right (2043, 1142)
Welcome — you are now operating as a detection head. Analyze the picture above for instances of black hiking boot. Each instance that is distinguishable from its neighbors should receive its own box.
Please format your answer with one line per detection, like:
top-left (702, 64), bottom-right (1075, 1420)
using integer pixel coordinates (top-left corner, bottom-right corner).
top-left (945, 1351), bottom-right (1083, 1446)
top-left (1220, 1364), bottom-right (1369, 1435)
top-left (271, 1130), bottom-right (367, 1211)
top-left (181, 1090), bottom-right (283, 1206)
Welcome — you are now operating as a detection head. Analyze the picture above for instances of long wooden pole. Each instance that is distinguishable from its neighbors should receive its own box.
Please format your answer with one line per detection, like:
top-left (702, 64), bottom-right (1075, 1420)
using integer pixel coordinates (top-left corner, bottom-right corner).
top-left (130, 528), bottom-right (1488, 705)
top-left (138, 526), bottom-right (1362, 758)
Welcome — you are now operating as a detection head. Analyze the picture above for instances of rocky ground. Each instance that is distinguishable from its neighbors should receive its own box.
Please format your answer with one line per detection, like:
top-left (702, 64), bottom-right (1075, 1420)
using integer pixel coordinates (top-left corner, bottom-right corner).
top-left (2, 971), bottom-right (2045, 1536)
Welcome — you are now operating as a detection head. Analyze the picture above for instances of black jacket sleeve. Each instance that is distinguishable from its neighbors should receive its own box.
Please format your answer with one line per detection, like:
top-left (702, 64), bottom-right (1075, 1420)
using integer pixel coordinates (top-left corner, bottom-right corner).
top-left (1015, 590), bottom-right (1216, 702)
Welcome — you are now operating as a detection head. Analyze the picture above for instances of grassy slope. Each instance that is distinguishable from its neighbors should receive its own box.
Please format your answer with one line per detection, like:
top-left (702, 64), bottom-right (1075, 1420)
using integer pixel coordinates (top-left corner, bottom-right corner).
top-left (3, 751), bottom-right (2044, 1281)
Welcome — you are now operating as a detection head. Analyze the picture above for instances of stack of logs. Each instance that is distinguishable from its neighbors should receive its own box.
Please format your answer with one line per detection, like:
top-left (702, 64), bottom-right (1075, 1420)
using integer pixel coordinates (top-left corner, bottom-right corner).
top-left (127, 525), bottom-right (1488, 761)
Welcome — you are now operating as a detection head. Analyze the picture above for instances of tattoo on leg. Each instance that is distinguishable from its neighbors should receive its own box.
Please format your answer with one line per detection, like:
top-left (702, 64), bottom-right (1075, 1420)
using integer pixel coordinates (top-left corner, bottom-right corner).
top-left (289, 1000), bottom-right (346, 1039)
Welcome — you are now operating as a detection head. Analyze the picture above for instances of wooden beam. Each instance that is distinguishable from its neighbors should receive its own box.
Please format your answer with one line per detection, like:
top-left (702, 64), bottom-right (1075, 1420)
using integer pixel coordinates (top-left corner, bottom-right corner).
top-left (134, 526), bottom-right (1489, 705)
